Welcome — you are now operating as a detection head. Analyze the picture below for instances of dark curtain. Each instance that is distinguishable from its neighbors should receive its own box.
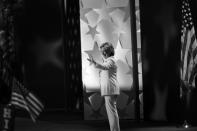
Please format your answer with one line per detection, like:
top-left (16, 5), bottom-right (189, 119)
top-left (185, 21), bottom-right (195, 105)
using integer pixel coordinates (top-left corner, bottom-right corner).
top-left (140, 0), bottom-right (182, 122)
top-left (0, 0), bottom-right (83, 120)
top-left (19, 0), bottom-right (66, 110)
top-left (13, 0), bottom-right (84, 119)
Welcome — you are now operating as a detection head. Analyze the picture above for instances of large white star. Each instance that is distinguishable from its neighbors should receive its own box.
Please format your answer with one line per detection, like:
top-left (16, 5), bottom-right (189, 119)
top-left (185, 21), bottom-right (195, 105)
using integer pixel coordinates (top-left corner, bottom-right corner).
top-left (119, 19), bottom-right (131, 49)
top-left (85, 10), bottom-right (99, 27)
top-left (86, 25), bottom-right (100, 40)
top-left (110, 8), bottom-right (124, 23)
top-left (110, 9), bottom-right (129, 38)
top-left (31, 37), bottom-right (64, 69)
top-left (112, 23), bottom-right (127, 38)
top-left (118, 2), bottom-right (130, 22)
top-left (84, 42), bottom-right (103, 91)
top-left (94, 6), bottom-right (115, 23)
top-left (115, 40), bottom-right (130, 64)
top-left (85, 42), bottom-right (103, 64)
top-left (80, 20), bottom-right (95, 51)
top-left (94, 8), bottom-right (111, 23)
top-left (116, 60), bottom-right (132, 90)
top-left (96, 20), bottom-right (119, 47)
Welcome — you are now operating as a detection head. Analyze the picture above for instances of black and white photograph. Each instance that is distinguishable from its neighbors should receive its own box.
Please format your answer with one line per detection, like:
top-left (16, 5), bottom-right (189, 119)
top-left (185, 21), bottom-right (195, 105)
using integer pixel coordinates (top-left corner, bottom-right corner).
top-left (1, 0), bottom-right (197, 131)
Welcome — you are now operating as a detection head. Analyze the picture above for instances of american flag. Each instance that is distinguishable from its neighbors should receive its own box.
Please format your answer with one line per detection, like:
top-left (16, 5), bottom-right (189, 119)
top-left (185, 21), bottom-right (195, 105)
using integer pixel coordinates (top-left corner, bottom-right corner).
top-left (10, 78), bottom-right (44, 122)
top-left (180, 0), bottom-right (197, 95)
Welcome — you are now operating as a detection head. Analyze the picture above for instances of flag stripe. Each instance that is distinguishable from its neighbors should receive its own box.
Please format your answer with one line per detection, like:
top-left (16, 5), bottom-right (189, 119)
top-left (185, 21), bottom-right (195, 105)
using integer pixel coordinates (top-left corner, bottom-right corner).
top-left (191, 31), bottom-right (196, 50)
top-left (26, 96), bottom-right (43, 112)
top-left (28, 108), bottom-right (36, 122)
top-left (27, 102), bottom-right (40, 116)
top-left (23, 97), bottom-right (37, 122)
top-left (181, 29), bottom-right (189, 78)
top-left (11, 101), bottom-right (27, 109)
top-left (186, 31), bottom-right (193, 80)
top-left (183, 30), bottom-right (191, 80)
top-left (12, 92), bottom-right (24, 99)
top-left (182, 29), bottom-right (189, 61)
top-left (11, 97), bottom-right (26, 105)
top-left (29, 93), bottom-right (44, 109)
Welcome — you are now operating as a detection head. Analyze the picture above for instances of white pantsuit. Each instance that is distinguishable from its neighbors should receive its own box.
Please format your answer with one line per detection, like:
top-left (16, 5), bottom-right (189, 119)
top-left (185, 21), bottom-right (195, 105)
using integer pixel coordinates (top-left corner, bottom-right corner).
top-left (105, 95), bottom-right (120, 131)
top-left (94, 56), bottom-right (120, 131)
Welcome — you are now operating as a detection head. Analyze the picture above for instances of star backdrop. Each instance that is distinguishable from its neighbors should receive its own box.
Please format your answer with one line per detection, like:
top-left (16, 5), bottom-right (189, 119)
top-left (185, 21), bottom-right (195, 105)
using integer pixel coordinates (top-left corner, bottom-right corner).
top-left (80, 0), bottom-right (143, 120)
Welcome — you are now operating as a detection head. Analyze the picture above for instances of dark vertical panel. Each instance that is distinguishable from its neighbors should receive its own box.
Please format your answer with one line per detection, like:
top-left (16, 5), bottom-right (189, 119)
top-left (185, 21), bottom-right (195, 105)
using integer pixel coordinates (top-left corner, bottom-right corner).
top-left (130, 0), bottom-right (140, 121)
top-left (21, 0), bottom-right (65, 110)
top-left (140, 0), bottom-right (181, 122)
top-left (64, 0), bottom-right (83, 113)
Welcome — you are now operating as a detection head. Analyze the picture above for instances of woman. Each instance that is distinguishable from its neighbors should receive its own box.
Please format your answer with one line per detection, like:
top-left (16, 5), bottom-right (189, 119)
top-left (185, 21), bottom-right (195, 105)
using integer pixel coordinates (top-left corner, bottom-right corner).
top-left (88, 42), bottom-right (120, 131)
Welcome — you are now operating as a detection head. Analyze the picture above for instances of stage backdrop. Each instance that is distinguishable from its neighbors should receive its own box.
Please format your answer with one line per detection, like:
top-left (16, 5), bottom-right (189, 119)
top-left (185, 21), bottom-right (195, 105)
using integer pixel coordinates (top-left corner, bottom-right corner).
top-left (80, 0), bottom-right (143, 120)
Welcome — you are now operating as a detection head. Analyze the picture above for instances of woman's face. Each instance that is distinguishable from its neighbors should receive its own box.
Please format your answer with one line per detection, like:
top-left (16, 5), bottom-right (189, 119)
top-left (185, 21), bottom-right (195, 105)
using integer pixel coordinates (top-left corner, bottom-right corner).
top-left (100, 47), bottom-right (108, 59)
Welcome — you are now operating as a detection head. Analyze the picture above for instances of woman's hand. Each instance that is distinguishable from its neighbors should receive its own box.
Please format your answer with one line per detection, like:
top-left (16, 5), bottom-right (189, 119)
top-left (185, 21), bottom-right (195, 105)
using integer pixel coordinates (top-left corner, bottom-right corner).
top-left (87, 55), bottom-right (96, 65)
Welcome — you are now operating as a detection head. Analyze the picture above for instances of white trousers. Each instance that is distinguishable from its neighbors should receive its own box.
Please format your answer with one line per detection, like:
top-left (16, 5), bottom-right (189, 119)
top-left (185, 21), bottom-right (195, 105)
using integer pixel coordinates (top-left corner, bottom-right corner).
top-left (104, 95), bottom-right (120, 131)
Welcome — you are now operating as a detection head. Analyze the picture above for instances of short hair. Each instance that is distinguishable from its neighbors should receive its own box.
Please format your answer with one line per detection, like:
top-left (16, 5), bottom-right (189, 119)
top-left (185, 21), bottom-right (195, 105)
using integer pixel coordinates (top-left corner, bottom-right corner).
top-left (100, 42), bottom-right (115, 57)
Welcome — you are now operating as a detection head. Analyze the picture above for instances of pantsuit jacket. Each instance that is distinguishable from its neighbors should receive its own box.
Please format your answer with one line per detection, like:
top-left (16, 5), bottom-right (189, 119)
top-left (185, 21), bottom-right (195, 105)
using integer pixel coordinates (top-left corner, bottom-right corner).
top-left (94, 56), bottom-right (120, 96)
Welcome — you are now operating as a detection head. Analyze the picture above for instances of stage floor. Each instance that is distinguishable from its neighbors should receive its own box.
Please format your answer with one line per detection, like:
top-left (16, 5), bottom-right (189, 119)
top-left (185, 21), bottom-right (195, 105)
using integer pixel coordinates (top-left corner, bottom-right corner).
top-left (15, 117), bottom-right (197, 131)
